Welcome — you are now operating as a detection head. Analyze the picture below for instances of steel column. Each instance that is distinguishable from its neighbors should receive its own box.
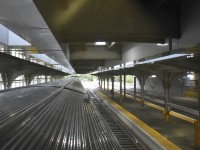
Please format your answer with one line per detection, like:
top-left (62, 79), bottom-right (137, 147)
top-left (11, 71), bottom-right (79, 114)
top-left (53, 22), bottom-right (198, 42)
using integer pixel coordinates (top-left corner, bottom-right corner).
top-left (111, 77), bottom-right (114, 99)
top-left (120, 75), bottom-right (122, 102)
top-left (98, 77), bottom-right (100, 88)
top-left (140, 75), bottom-right (144, 106)
top-left (134, 76), bottom-right (136, 101)
top-left (123, 75), bottom-right (126, 99)
top-left (101, 78), bottom-right (102, 89)
top-left (164, 72), bottom-right (170, 122)
top-left (169, 37), bottom-right (172, 51)
top-left (104, 78), bottom-right (105, 90)
top-left (107, 77), bottom-right (109, 92)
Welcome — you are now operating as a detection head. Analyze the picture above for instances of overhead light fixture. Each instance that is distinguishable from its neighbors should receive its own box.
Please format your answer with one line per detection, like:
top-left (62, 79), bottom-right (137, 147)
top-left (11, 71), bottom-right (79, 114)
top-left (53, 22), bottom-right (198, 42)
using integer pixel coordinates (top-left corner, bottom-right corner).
top-left (125, 61), bottom-right (134, 68)
top-left (187, 53), bottom-right (194, 58)
top-left (157, 43), bottom-right (168, 46)
top-left (187, 72), bottom-right (194, 78)
top-left (136, 54), bottom-right (188, 64)
top-left (114, 65), bottom-right (120, 70)
top-left (125, 61), bottom-right (134, 66)
top-left (95, 42), bottom-right (106, 45)
top-left (151, 75), bottom-right (156, 78)
top-left (90, 71), bottom-right (99, 74)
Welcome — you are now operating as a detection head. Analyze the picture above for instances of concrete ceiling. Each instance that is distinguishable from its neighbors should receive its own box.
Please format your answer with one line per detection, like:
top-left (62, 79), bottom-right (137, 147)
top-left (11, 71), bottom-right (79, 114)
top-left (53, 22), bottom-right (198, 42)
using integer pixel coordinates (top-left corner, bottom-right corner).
top-left (33, 0), bottom-right (182, 74)
top-left (0, 0), bottom-right (75, 74)
top-left (33, 0), bottom-right (181, 43)
top-left (0, 0), bottom-right (183, 74)
top-left (67, 43), bottom-right (122, 73)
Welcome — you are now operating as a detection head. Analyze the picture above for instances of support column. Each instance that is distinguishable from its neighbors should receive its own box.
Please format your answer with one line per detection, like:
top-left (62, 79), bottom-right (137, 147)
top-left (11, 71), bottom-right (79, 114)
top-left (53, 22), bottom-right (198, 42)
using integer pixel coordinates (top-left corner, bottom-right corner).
top-left (25, 74), bottom-right (29, 86)
top-left (180, 79), bottom-right (184, 96)
top-left (1, 73), bottom-right (8, 89)
top-left (168, 37), bottom-right (172, 51)
top-left (25, 74), bottom-right (35, 86)
top-left (98, 77), bottom-right (100, 88)
top-left (124, 75), bottom-right (126, 99)
top-left (7, 80), bottom-right (12, 89)
top-left (37, 76), bottom-right (39, 84)
top-left (107, 77), bottom-right (109, 92)
top-left (134, 76), bottom-right (136, 101)
top-left (163, 72), bottom-right (170, 122)
top-left (50, 76), bottom-right (53, 82)
top-left (45, 76), bottom-right (47, 83)
top-left (140, 75), bottom-right (145, 106)
top-left (4, 45), bottom-right (10, 54)
top-left (25, 74), bottom-right (31, 86)
top-left (1, 73), bottom-right (14, 89)
top-left (111, 77), bottom-right (114, 99)
top-left (104, 78), bottom-right (105, 90)
top-left (120, 74), bottom-right (123, 102)
top-left (100, 78), bottom-right (102, 89)
top-left (24, 48), bottom-right (30, 61)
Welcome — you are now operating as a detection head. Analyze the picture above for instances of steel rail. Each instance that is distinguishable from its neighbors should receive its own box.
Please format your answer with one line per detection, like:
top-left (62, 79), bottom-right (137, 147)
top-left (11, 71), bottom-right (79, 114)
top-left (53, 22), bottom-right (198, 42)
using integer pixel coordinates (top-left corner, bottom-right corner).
top-left (87, 90), bottom-right (145, 150)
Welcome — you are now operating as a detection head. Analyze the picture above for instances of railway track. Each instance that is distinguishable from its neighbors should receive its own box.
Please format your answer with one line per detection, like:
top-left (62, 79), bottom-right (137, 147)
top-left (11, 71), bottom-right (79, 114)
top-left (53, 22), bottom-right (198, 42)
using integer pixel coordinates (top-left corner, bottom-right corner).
top-left (87, 90), bottom-right (146, 150)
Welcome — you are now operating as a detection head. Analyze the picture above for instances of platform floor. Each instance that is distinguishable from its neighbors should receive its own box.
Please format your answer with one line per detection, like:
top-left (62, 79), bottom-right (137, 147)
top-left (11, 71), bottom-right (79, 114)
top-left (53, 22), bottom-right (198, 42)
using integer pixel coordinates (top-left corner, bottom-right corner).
top-left (97, 88), bottom-right (198, 150)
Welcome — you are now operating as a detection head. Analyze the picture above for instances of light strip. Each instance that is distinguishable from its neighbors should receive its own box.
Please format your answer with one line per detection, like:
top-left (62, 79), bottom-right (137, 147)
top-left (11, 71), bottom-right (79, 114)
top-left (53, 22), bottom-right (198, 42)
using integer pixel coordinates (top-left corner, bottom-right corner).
top-left (114, 65), bottom-right (120, 70)
top-left (136, 54), bottom-right (188, 65)
top-left (156, 43), bottom-right (168, 46)
top-left (151, 75), bottom-right (156, 78)
top-left (95, 42), bottom-right (106, 45)
top-left (125, 61), bottom-right (134, 68)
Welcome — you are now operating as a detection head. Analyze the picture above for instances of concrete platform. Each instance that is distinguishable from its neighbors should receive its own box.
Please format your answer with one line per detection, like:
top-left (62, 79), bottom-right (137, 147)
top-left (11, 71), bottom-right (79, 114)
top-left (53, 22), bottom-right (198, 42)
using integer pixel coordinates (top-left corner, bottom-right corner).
top-left (97, 88), bottom-right (198, 150)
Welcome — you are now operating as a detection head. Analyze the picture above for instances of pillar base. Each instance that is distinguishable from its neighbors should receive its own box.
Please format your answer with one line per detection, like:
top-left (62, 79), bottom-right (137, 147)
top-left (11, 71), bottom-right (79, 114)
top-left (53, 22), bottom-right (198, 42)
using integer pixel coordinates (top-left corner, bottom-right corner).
top-left (140, 100), bottom-right (144, 107)
top-left (194, 120), bottom-right (200, 148)
top-left (163, 111), bottom-right (170, 122)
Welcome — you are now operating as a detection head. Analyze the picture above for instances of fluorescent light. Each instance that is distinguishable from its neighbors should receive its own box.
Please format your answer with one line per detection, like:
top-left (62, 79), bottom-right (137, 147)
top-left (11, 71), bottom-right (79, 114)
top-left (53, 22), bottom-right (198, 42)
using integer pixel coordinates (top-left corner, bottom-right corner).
top-left (90, 71), bottom-right (99, 74)
top-left (187, 74), bottom-right (193, 78)
top-left (187, 53), bottom-right (194, 58)
top-left (114, 65), bottom-right (120, 70)
top-left (125, 61), bottom-right (134, 66)
top-left (136, 54), bottom-right (188, 64)
top-left (151, 75), bottom-right (156, 78)
top-left (125, 61), bottom-right (134, 68)
top-left (157, 43), bottom-right (168, 46)
top-left (95, 42), bottom-right (106, 45)
top-left (187, 72), bottom-right (194, 78)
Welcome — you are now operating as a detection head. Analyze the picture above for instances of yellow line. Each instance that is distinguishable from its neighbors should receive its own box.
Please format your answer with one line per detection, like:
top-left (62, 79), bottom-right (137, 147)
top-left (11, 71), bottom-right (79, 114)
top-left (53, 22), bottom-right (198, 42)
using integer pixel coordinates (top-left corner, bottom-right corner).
top-left (95, 90), bottom-right (182, 150)
top-left (169, 111), bottom-right (195, 124)
top-left (145, 101), bottom-right (165, 111)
